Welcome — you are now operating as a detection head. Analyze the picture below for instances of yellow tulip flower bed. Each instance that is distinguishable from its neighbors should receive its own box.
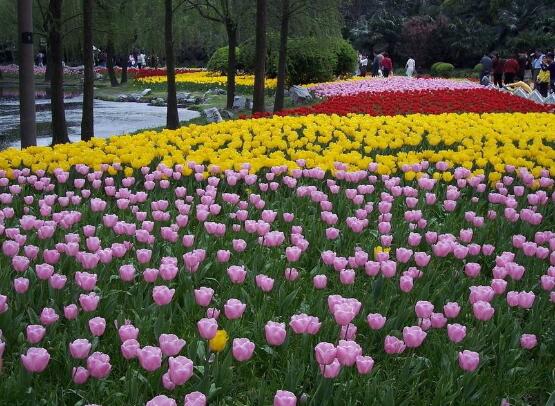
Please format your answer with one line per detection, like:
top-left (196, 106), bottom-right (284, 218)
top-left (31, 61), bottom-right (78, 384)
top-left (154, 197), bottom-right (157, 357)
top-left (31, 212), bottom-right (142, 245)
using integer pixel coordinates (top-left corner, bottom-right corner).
top-left (1, 112), bottom-right (553, 181)
top-left (135, 71), bottom-right (277, 91)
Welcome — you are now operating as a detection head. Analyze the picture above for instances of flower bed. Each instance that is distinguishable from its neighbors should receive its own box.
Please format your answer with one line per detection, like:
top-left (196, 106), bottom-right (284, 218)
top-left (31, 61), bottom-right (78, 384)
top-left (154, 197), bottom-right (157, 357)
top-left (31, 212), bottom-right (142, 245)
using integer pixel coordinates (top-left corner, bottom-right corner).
top-left (134, 71), bottom-right (277, 92)
top-left (307, 76), bottom-right (482, 97)
top-left (0, 74), bottom-right (554, 405)
top-left (250, 88), bottom-right (553, 119)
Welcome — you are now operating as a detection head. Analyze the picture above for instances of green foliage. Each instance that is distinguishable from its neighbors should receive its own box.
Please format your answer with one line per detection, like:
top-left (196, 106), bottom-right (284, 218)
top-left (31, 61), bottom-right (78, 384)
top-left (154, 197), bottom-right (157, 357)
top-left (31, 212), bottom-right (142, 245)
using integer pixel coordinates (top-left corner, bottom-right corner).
top-left (328, 37), bottom-right (358, 76)
top-left (284, 37), bottom-right (337, 85)
top-left (474, 63), bottom-right (483, 72)
top-left (206, 46), bottom-right (242, 74)
top-left (430, 62), bottom-right (455, 77)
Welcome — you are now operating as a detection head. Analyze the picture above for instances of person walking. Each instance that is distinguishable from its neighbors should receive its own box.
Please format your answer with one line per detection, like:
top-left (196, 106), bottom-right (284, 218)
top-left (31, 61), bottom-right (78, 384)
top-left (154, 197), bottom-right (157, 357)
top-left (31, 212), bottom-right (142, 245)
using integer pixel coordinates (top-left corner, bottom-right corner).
top-left (360, 54), bottom-right (368, 77)
top-left (536, 58), bottom-right (550, 97)
top-left (381, 53), bottom-right (393, 78)
top-left (517, 52), bottom-right (527, 81)
top-left (479, 53), bottom-right (493, 84)
top-left (546, 53), bottom-right (555, 94)
top-left (137, 51), bottom-right (146, 69)
top-left (504, 55), bottom-right (519, 85)
top-left (492, 54), bottom-right (505, 87)
top-left (371, 52), bottom-right (381, 77)
top-left (532, 50), bottom-right (544, 83)
top-left (405, 57), bottom-right (415, 77)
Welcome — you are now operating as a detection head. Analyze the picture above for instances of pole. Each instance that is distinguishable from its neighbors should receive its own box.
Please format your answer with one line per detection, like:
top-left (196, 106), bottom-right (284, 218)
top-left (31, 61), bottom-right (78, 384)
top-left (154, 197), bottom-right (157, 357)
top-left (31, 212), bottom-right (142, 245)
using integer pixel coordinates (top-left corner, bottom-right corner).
top-left (18, 0), bottom-right (37, 148)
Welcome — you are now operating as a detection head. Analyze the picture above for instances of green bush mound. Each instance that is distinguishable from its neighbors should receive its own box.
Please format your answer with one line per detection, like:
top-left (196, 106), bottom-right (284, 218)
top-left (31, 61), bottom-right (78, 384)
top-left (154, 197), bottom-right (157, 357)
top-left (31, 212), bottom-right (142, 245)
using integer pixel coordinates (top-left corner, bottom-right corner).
top-left (430, 62), bottom-right (455, 78)
top-left (206, 46), bottom-right (243, 74)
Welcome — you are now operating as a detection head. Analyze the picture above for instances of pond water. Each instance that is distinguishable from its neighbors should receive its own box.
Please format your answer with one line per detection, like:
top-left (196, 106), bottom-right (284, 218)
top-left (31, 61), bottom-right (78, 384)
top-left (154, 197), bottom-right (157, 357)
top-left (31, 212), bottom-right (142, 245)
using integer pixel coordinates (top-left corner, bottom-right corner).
top-left (0, 85), bottom-right (200, 150)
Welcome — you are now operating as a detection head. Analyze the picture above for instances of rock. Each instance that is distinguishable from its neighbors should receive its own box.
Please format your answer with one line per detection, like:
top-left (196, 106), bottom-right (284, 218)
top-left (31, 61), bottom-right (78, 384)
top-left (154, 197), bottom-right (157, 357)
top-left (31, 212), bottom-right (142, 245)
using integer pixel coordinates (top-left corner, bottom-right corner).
top-left (290, 85), bottom-right (312, 104)
top-left (245, 98), bottom-right (253, 110)
top-left (177, 92), bottom-right (192, 103)
top-left (220, 109), bottom-right (236, 119)
top-left (203, 107), bottom-right (223, 123)
top-left (150, 97), bottom-right (166, 107)
top-left (140, 88), bottom-right (152, 97)
top-left (233, 96), bottom-right (246, 109)
top-left (544, 93), bottom-right (555, 105)
top-left (205, 88), bottom-right (226, 96)
top-left (117, 94), bottom-right (128, 102)
top-left (512, 88), bottom-right (528, 99)
top-left (95, 73), bottom-right (103, 80)
top-left (528, 90), bottom-right (544, 104)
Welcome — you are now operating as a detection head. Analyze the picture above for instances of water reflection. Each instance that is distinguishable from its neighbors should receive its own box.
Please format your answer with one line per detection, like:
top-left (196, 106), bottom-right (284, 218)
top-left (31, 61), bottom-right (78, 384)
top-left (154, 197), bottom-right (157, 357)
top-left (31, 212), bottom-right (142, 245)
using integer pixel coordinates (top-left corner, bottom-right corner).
top-left (0, 85), bottom-right (200, 150)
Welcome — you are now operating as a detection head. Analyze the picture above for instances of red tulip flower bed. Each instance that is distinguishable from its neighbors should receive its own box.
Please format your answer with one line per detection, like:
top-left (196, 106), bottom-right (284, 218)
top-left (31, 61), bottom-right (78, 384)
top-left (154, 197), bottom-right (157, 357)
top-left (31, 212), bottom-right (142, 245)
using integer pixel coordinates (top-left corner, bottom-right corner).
top-left (248, 88), bottom-right (553, 119)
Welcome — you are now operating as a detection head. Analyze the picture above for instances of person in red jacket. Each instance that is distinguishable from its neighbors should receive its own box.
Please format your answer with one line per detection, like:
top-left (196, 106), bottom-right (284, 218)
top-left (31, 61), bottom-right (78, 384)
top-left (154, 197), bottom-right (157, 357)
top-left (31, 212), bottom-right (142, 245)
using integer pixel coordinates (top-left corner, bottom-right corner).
top-left (381, 53), bottom-right (393, 77)
top-left (504, 55), bottom-right (519, 84)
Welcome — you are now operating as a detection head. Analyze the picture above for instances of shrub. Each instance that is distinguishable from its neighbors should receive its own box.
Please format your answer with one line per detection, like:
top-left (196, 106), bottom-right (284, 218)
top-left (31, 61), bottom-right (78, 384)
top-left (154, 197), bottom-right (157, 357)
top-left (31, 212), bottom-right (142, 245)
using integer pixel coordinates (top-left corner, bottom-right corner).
top-left (473, 63), bottom-right (483, 72)
top-left (206, 46), bottom-right (242, 74)
top-left (431, 62), bottom-right (455, 78)
top-left (327, 38), bottom-right (358, 76)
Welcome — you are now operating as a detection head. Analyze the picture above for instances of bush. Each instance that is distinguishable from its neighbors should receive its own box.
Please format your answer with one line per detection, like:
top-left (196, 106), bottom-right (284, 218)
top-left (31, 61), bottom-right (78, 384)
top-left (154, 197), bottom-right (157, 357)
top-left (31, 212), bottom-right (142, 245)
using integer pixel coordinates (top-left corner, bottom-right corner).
top-left (473, 63), bottom-right (483, 72)
top-left (206, 46), bottom-right (242, 74)
top-left (431, 62), bottom-right (455, 78)
top-left (328, 38), bottom-right (358, 76)
top-left (235, 36), bottom-right (357, 84)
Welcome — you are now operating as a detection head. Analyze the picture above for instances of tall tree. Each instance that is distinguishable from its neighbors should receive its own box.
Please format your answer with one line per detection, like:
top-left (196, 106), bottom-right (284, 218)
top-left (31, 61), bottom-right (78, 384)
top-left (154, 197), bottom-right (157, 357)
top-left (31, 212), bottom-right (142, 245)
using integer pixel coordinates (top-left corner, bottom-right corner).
top-left (165, 0), bottom-right (180, 129)
top-left (48, 0), bottom-right (69, 145)
top-left (186, 0), bottom-right (244, 109)
top-left (252, 0), bottom-right (267, 113)
top-left (81, 0), bottom-right (94, 141)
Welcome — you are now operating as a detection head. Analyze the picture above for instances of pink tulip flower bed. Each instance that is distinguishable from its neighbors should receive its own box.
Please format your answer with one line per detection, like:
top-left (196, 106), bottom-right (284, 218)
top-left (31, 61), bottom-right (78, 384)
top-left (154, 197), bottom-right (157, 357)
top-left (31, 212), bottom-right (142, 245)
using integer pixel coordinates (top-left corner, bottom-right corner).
top-left (0, 162), bottom-right (553, 405)
top-left (307, 77), bottom-right (482, 98)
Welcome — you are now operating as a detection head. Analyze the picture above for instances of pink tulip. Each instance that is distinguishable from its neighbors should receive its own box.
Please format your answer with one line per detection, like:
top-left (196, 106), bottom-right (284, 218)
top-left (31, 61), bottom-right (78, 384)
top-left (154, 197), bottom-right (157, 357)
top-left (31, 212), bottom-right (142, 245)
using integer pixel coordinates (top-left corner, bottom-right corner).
top-left (265, 321), bottom-right (287, 346)
top-left (472, 301), bottom-right (495, 321)
top-left (274, 390), bottom-right (297, 406)
top-left (39, 307), bottom-right (59, 325)
top-left (415, 301), bottom-right (434, 318)
top-left (13, 277), bottom-right (30, 294)
top-left (168, 355), bottom-right (194, 385)
top-left (119, 264), bottom-right (136, 282)
top-left (197, 318), bottom-right (218, 340)
top-left (152, 286), bottom-right (175, 306)
top-left (224, 298), bottom-right (246, 320)
top-left (367, 313), bottom-right (387, 330)
top-left (443, 302), bottom-right (460, 318)
top-left (146, 395), bottom-right (177, 406)
top-left (79, 292), bottom-right (100, 312)
top-left (430, 312), bottom-right (447, 328)
top-left (336, 340), bottom-right (362, 366)
top-left (216, 249), bottom-right (231, 263)
top-left (194, 287), bottom-right (214, 306)
top-left (458, 350), bottom-right (479, 372)
top-left (26, 325), bottom-right (46, 344)
top-left (318, 356), bottom-right (341, 378)
top-left (88, 317), bottom-right (106, 336)
top-left (118, 322), bottom-right (139, 342)
top-left (184, 391), bottom-right (206, 406)
top-left (64, 304), bottom-right (79, 320)
top-left (143, 268), bottom-right (159, 283)
top-left (517, 291), bottom-right (535, 309)
top-left (447, 323), bottom-right (466, 343)
top-left (355, 355), bottom-right (374, 374)
top-left (87, 351), bottom-right (112, 379)
top-left (232, 338), bottom-right (255, 361)
top-left (21, 347), bottom-right (50, 373)
top-left (255, 274), bottom-right (275, 292)
top-left (137, 346), bottom-right (163, 372)
top-left (402, 326), bottom-right (427, 348)
top-left (384, 335), bottom-right (406, 354)
top-left (284, 267), bottom-right (299, 281)
top-left (69, 338), bottom-right (92, 359)
top-left (520, 334), bottom-right (537, 349)
top-left (399, 275), bottom-right (414, 292)
top-left (72, 366), bottom-right (90, 384)
top-left (121, 339), bottom-right (140, 360)
top-left (227, 265), bottom-right (247, 284)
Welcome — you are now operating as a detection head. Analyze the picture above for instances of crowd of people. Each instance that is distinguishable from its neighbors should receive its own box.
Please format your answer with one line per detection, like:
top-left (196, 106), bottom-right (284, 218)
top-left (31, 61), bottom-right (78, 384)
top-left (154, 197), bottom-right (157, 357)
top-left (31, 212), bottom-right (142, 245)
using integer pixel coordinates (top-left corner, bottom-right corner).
top-left (358, 52), bottom-right (395, 78)
top-left (480, 50), bottom-right (555, 97)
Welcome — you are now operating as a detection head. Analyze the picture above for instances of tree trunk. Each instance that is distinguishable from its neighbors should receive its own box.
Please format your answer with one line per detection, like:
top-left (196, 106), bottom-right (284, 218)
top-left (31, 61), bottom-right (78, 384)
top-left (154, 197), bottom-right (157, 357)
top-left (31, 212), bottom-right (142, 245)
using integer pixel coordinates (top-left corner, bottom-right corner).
top-left (225, 24), bottom-right (237, 110)
top-left (18, 0), bottom-right (37, 147)
top-left (49, 0), bottom-right (69, 145)
top-left (252, 0), bottom-right (267, 113)
top-left (121, 62), bottom-right (128, 84)
top-left (106, 37), bottom-right (119, 87)
top-left (165, 0), bottom-right (179, 129)
top-left (45, 51), bottom-right (52, 82)
top-left (81, 0), bottom-right (94, 141)
top-left (274, 0), bottom-right (289, 112)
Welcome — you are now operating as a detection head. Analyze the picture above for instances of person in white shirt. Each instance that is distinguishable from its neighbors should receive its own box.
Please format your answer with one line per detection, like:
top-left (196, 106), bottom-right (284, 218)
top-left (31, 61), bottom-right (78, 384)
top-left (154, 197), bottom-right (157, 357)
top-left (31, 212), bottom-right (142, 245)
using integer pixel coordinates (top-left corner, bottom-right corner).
top-left (406, 57), bottom-right (415, 77)
top-left (137, 52), bottom-right (146, 69)
top-left (360, 55), bottom-right (368, 77)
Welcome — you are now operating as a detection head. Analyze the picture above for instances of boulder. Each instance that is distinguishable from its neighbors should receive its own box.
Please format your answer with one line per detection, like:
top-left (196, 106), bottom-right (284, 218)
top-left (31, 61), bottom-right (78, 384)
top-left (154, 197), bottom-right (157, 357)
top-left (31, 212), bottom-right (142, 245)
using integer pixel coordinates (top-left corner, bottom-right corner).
top-left (203, 107), bottom-right (223, 123)
top-left (233, 96), bottom-right (247, 109)
top-left (528, 90), bottom-right (545, 104)
top-left (140, 88), bottom-right (152, 97)
top-left (290, 85), bottom-right (312, 104)
top-left (220, 109), bottom-right (236, 120)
